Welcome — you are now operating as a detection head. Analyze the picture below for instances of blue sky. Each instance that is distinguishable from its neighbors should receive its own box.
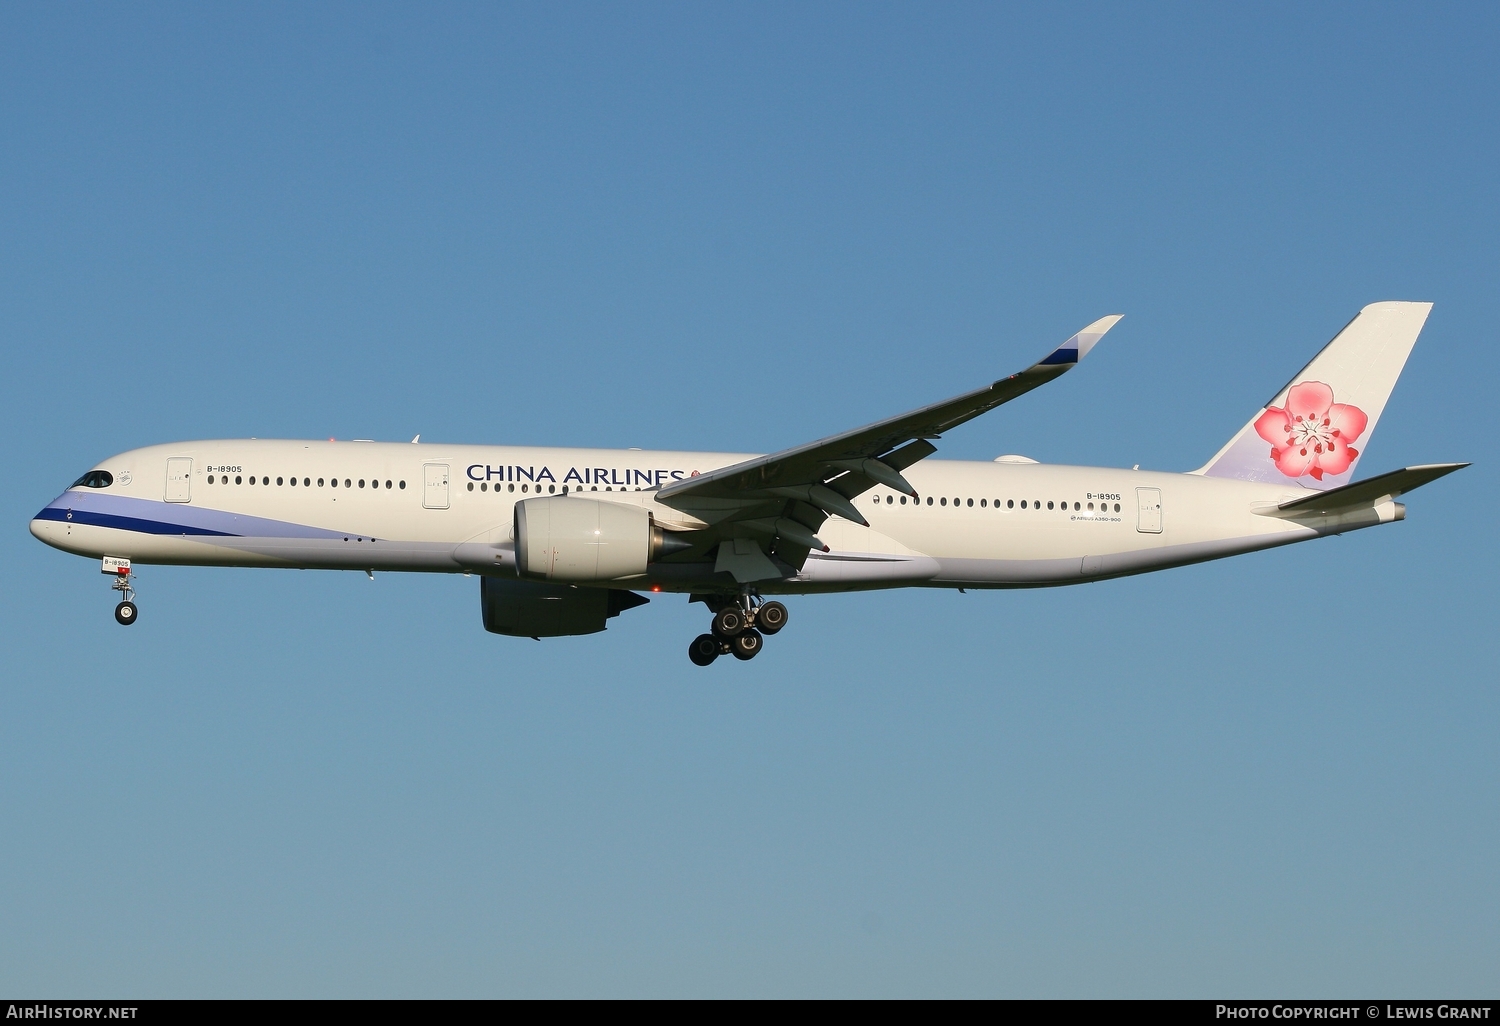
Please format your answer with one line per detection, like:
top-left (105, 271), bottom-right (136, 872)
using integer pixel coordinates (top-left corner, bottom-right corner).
top-left (1, 3), bottom-right (1496, 997)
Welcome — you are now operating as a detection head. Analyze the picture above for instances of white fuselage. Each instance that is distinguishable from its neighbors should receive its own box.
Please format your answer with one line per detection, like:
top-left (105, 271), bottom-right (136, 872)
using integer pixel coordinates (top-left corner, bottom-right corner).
top-left (30, 439), bottom-right (1400, 593)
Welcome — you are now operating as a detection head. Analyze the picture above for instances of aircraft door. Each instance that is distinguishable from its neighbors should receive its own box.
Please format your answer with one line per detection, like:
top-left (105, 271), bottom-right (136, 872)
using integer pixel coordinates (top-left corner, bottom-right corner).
top-left (423, 463), bottom-right (450, 509)
top-left (165, 458), bottom-right (192, 503)
top-left (1136, 487), bottom-right (1162, 533)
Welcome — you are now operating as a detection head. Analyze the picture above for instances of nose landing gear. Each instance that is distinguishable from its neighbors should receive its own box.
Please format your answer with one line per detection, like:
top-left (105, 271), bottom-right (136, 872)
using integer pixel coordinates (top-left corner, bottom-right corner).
top-left (104, 556), bottom-right (138, 626)
top-left (687, 593), bottom-right (788, 665)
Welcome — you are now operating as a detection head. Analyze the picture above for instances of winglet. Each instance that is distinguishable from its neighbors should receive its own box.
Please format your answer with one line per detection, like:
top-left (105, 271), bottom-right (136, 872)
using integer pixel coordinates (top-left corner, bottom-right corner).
top-left (1038, 315), bottom-right (1123, 366)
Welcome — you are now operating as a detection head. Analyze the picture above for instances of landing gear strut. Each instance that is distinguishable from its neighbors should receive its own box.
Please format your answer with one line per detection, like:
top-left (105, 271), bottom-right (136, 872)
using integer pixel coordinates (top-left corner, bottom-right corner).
top-left (105, 557), bottom-right (138, 626)
top-left (686, 591), bottom-right (789, 665)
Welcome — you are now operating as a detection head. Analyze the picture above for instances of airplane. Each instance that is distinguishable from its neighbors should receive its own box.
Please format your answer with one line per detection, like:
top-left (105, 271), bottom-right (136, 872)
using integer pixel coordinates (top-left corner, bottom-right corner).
top-left (31, 301), bottom-right (1466, 666)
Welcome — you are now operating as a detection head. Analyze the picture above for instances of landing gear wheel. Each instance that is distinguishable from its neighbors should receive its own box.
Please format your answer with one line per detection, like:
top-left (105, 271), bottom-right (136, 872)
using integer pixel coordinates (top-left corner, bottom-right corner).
top-left (730, 629), bottom-right (763, 660)
top-left (756, 601), bottom-right (788, 634)
top-left (712, 606), bottom-right (746, 638)
top-left (688, 633), bottom-right (720, 666)
top-left (114, 601), bottom-right (138, 626)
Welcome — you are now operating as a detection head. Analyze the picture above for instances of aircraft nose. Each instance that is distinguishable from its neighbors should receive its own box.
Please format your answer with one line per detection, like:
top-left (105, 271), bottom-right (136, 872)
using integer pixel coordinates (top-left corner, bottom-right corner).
top-left (30, 507), bottom-right (64, 548)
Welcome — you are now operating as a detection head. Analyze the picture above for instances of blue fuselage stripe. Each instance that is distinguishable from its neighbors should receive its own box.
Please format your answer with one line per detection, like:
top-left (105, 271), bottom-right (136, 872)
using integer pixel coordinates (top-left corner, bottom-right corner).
top-left (33, 506), bottom-right (237, 537)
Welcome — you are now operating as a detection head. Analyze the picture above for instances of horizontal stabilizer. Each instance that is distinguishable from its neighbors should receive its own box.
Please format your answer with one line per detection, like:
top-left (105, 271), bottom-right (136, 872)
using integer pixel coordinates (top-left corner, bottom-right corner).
top-left (1261, 463), bottom-right (1468, 517)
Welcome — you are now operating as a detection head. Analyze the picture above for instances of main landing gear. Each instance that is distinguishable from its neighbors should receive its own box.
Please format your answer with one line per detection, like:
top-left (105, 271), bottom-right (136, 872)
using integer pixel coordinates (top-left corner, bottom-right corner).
top-left (687, 594), bottom-right (788, 666)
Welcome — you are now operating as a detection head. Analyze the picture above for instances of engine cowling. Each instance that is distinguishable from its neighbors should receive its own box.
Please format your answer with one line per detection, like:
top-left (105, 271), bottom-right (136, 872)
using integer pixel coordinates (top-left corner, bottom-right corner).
top-left (515, 496), bottom-right (673, 582)
top-left (480, 577), bottom-right (649, 637)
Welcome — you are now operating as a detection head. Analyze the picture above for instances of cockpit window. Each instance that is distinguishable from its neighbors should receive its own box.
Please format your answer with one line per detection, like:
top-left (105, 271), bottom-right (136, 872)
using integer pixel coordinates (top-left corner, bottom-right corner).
top-left (71, 470), bottom-right (114, 489)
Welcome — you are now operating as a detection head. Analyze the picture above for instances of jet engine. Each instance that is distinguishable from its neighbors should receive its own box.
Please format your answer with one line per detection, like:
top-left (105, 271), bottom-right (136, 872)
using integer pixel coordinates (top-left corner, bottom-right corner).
top-left (514, 496), bottom-right (689, 582)
top-left (480, 577), bottom-right (649, 637)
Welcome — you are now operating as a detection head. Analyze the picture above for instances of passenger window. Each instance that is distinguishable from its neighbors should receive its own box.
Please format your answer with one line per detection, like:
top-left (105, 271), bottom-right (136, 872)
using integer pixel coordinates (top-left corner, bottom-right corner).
top-left (1047, 501), bottom-right (1053, 509)
top-left (386, 480), bottom-right (392, 489)
top-left (900, 496), bottom-right (907, 505)
top-left (399, 480), bottom-right (406, 489)
top-left (967, 498), bottom-right (973, 507)
top-left (208, 475), bottom-right (215, 484)
top-left (1020, 500), bottom-right (1027, 509)
top-left (235, 476), bottom-right (242, 485)
top-left (1114, 502), bottom-right (1121, 512)
top-left (467, 482), bottom-right (474, 491)
top-left (318, 478), bottom-right (325, 487)
top-left (926, 496), bottom-right (932, 505)
top-left (359, 479), bottom-right (366, 488)
top-left (940, 497), bottom-right (947, 506)
top-left (980, 499), bottom-right (986, 507)
top-left (1007, 500), bottom-right (1013, 508)
top-left (331, 478), bottom-right (338, 488)
top-left (344, 479), bottom-right (351, 488)
top-left (305, 478), bottom-right (311, 487)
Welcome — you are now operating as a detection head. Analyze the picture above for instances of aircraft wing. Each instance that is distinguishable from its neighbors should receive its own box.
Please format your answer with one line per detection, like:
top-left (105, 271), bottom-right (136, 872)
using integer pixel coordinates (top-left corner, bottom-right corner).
top-left (655, 315), bottom-right (1122, 580)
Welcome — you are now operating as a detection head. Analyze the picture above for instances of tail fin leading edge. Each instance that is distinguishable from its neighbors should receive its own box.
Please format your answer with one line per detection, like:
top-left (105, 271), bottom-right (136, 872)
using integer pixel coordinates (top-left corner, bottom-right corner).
top-left (1194, 301), bottom-right (1433, 489)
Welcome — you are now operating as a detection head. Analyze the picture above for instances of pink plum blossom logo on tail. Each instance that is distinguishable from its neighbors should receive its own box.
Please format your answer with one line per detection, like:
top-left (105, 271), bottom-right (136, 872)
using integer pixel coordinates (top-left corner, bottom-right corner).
top-left (1253, 381), bottom-right (1367, 481)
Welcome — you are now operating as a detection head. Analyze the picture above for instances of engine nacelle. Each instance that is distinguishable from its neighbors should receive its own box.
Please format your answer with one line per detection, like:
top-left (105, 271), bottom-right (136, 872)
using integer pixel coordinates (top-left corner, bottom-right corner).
top-left (515, 496), bottom-right (683, 582)
top-left (480, 577), bottom-right (649, 637)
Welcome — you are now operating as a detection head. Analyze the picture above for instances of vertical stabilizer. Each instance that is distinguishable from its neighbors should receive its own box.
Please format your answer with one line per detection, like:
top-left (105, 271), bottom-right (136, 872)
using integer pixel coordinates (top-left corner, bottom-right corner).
top-left (1194, 301), bottom-right (1432, 489)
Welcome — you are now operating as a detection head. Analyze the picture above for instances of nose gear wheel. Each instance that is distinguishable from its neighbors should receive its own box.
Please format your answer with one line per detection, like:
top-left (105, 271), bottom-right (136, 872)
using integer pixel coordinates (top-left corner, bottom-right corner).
top-left (108, 565), bottom-right (139, 626)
